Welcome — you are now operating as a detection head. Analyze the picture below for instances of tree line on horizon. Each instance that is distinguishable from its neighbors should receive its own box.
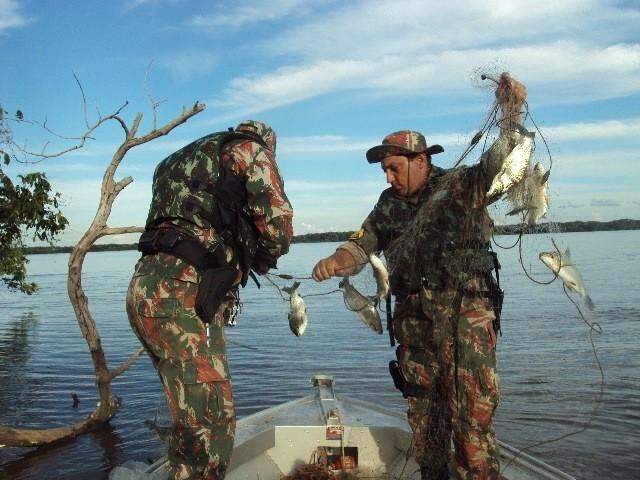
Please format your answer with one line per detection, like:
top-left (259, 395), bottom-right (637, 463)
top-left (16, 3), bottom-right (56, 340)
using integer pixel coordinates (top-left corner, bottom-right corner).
top-left (22, 218), bottom-right (640, 255)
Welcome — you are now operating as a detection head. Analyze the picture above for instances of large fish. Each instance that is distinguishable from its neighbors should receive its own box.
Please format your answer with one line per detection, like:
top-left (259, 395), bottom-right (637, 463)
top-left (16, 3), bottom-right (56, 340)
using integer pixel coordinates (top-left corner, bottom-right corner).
top-left (539, 247), bottom-right (595, 310)
top-left (282, 282), bottom-right (308, 336)
top-left (487, 125), bottom-right (535, 200)
top-left (507, 162), bottom-right (549, 225)
top-left (339, 276), bottom-right (383, 334)
top-left (369, 253), bottom-right (389, 304)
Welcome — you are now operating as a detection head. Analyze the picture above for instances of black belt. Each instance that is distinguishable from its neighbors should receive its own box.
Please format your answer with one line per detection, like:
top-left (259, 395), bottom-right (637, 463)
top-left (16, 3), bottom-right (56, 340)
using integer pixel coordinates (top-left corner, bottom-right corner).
top-left (138, 228), bottom-right (226, 271)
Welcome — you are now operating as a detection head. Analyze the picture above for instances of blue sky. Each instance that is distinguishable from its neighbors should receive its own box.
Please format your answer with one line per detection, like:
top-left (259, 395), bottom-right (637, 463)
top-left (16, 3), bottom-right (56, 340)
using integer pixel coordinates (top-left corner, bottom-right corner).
top-left (1, 0), bottom-right (639, 245)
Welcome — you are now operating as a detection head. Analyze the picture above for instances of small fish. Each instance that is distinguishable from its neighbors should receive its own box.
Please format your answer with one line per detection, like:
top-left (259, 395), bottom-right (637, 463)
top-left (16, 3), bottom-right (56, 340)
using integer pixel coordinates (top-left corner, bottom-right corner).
top-left (487, 125), bottom-right (535, 200)
top-left (282, 281), bottom-right (308, 336)
top-left (507, 162), bottom-right (549, 225)
top-left (539, 247), bottom-right (595, 310)
top-left (369, 253), bottom-right (389, 303)
top-left (339, 277), bottom-right (383, 334)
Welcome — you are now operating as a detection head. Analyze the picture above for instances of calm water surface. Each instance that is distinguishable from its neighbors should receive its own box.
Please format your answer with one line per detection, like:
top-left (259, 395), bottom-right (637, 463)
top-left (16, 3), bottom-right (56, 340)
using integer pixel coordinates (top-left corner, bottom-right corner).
top-left (0, 231), bottom-right (639, 479)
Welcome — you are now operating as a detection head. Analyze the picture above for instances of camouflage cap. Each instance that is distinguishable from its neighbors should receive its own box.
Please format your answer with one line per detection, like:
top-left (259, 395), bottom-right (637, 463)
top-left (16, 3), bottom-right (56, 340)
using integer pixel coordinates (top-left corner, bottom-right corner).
top-left (236, 120), bottom-right (277, 153)
top-left (366, 130), bottom-right (444, 164)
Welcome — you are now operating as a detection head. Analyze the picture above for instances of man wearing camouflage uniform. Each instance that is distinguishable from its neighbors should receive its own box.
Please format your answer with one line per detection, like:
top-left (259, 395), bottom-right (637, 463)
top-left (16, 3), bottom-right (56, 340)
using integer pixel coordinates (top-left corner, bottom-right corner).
top-left (312, 74), bottom-right (527, 479)
top-left (127, 120), bottom-right (293, 480)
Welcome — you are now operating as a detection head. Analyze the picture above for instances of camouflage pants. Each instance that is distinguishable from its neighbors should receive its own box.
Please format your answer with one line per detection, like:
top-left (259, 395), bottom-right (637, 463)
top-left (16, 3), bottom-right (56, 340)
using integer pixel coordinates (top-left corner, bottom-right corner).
top-left (126, 253), bottom-right (236, 480)
top-left (393, 287), bottom-right (500, 480)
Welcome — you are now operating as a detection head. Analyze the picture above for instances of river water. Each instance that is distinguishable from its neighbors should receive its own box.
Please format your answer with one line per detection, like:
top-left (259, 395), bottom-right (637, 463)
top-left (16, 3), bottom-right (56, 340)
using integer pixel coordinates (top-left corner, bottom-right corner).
top-left (0, 231), bottom-right (638, 479)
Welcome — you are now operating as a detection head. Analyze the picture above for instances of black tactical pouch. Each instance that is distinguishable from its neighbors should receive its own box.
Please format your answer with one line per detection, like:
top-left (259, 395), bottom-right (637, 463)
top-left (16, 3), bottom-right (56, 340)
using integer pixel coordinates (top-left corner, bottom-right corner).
top-left (389, 360), bottom-right (408, 398)
top-left (252, 247), bottom-right (277, 270)
top-left (389, 360), bottom-right (430, 398)
top-left (235, 212), bottom-right (259, 286)
top-left (195, 266), bottom-right (238, 324)
top-left (491, 287), bottom-right (504, 337)
top-left (489, 251), bottom-right (504, 337)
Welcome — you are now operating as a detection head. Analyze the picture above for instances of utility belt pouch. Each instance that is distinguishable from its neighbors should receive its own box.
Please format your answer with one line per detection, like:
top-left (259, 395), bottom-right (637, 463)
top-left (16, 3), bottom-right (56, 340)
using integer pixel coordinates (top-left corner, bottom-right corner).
top-left (236, 213), bottom-right (259, 286)
top-left (490, 251), bottom-right (503, 337)
top-left (138, 229), bottom-right (168, 254)
top-left (195, 266), bottom-right (238, 324)
top-left (389, 360), bottom-right (408, 398)
top-left (389, 360), bottom-right (430, 398)
top-left (492, 287), bottom-right (504, 337)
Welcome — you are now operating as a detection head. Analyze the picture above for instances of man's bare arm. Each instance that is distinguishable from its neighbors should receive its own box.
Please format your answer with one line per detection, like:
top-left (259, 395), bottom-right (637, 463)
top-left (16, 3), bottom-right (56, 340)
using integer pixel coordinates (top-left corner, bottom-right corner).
top-left (312, 248), bottom-right (361, 281)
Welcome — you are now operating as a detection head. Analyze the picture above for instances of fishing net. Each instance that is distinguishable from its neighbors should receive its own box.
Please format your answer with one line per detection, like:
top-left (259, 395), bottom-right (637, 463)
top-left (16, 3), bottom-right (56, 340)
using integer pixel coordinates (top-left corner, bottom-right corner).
top-left (340, 279), bottom-right (375, 313)
top-left (281, 464), bottom-right (359, 480)
top-left (382, 69), bottom-right (564, 291)
top-left (378, 71), bottom-right (606, 473)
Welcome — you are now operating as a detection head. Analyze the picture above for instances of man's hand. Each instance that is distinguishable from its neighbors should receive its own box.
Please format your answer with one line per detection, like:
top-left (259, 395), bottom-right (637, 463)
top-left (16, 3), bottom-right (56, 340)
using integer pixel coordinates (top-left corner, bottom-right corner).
top-left (495, 72), bottom-right (527, 108)
top-left (312, 255), bottom-right (340, 281)
top-left (312, 249), bottom-right (358, 281)
top-left (495, 72), bottom-right (527, 129)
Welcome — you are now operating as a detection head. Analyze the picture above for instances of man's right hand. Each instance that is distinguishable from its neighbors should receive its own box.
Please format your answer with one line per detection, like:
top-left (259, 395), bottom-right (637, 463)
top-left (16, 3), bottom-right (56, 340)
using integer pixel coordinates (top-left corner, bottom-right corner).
top-left (312, 255), bottom-right (340, 282)
top-left (312, 248), bottom-right (359, 281)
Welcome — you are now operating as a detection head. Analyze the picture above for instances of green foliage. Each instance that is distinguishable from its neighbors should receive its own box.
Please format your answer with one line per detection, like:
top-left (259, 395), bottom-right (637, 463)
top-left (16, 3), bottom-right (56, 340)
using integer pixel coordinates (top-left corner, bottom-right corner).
top-left (0, 105), bottom-right (68, 294)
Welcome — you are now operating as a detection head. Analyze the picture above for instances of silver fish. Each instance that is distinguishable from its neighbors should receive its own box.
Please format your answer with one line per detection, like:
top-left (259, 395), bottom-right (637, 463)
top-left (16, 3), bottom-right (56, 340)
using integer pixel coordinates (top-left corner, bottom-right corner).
top-left (339, 276), bottom-right (383, 334)
top-left (369, 253), bottom-right (389, 304)
top-left (487, 125), bottom-right (535, 200)
top-left (507, 162), bottom-right (549, 225)
top-left (282, 282), bottom-right (308, 336)
top-left (539, 247), bottom-right (594, 310)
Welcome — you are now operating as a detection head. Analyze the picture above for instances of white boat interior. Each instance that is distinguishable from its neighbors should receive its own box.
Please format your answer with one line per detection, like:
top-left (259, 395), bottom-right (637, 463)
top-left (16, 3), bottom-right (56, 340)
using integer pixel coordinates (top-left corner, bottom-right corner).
top-left (138, 375), bottom-right (575, 480)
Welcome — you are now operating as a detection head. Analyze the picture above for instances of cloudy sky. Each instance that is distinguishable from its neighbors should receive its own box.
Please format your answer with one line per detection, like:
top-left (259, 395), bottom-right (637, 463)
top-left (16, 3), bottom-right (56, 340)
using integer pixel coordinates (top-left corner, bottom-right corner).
top-left (1, 0), bottom-right (639, 244)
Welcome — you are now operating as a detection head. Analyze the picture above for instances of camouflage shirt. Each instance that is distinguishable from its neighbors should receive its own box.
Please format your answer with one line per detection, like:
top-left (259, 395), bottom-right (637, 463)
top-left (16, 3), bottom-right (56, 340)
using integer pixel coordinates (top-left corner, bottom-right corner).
top-left (146, 133), bottom-right (294, 263)
top-left (340, 160), bottom-right (498, 294)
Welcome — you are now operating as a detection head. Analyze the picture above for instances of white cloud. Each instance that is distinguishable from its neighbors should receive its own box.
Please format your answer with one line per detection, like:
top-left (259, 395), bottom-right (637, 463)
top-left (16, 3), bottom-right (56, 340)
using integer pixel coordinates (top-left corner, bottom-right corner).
top-left (207, 0), bottom-right (640, 118)
top-left (189, 0), bottom-right (321, 28)
top-left (0, 0), bottom-right (29, 34)
top-left (158, 50), bottom-right (217, 81)
top-left (541, 117), bottom-right (640, 142)
top-left (124, 0), bottom-right (184, 11)
top-left (550, 150), bottom-right (640, 177)
top-left (211, 59), bottom-right (378, 116)
top-left (212, 41), bottom-right (640, 119)
top-left (279, 135), bottom-right (376, 154)
top-left (268, 0), bottom-right (638, 58)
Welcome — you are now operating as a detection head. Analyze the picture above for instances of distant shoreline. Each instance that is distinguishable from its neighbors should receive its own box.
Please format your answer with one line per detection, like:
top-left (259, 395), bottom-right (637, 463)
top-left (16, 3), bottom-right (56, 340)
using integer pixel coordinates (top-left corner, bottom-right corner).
top-left (23, 219), bottom-right (640, 255)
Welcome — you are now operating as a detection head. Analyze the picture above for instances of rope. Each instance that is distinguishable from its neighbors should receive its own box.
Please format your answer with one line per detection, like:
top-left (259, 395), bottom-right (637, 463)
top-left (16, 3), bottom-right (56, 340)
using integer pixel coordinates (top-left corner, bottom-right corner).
top-left (524, 101), bottom-right (554, 174)
top-left (492, 230), bottom-right (522, 250)
top-left (516, 235), bottom-right (560, 286)
top-left (263, 273), bottom-right (287, 301)
top-left (453, 103), bottom-right (499, 168)
top-left (303, 289), bottom-right (342, 299)
top-left (269, 273), bottom-right (314, 280)
top-left (500, 277), bottom-right (604, 477)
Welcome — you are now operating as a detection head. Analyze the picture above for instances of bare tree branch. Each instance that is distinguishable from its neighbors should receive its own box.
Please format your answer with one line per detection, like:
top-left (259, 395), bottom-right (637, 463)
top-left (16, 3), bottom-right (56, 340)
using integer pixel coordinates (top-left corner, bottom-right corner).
top-left (109, 347), bottom-right (146, 381)
top-left (114, 176), bottom-right (134, 194)
top-left (10, 101), bottom-right (129, 162)
top-left (144, 60), bottom-right (167, 132)
top-left (0, 82), bottom-right (206, 447)
top-left (99, 226), bottom-right (144, 238)
top-left (129, 113), bottom-right (143, 139)
top-left (73, 71), bottom-right (90, 130)
top-left (129, 102), bottom-right (205, 147)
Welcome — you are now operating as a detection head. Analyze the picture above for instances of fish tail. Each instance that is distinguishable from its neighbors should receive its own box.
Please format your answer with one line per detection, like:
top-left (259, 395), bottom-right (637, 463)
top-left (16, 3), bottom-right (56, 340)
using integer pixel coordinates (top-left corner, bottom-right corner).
top-left (282, 281), bottom-right (301, 295)
top-left (584, 295), bottom-right (595, 310)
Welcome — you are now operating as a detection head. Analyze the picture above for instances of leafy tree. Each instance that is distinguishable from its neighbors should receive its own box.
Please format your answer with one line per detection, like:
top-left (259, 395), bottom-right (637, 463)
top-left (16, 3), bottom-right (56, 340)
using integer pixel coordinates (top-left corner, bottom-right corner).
top-left (0, 106), bottom-right (68, 294)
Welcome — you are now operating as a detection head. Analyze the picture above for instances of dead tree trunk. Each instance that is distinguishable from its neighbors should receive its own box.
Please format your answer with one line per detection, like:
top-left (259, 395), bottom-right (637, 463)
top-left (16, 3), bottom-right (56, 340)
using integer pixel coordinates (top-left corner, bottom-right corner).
top-left (0, 101), bottom-right (205, 447)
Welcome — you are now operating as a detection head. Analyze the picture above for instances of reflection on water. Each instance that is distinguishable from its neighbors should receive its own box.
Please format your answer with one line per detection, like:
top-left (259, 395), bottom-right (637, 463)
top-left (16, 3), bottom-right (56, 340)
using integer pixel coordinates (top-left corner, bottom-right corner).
top-left (0, 231), bottom-right (639, 479)
top-left (0, 312), bottom-right (40, 420)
